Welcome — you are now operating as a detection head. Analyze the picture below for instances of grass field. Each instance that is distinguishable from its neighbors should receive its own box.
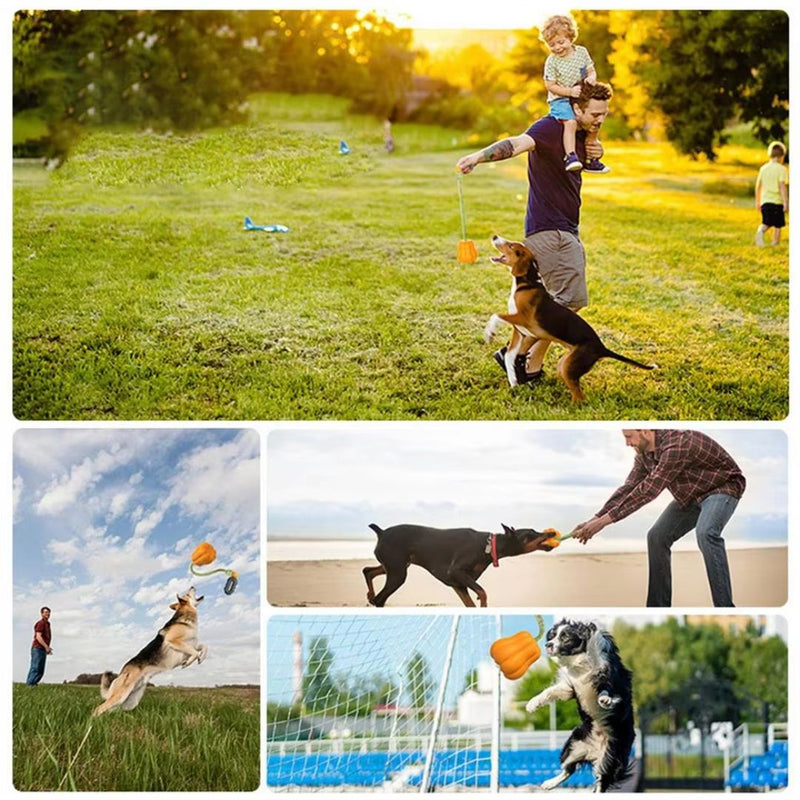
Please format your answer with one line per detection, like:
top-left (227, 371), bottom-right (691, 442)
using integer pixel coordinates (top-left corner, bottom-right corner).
top-left (12, 682), bottom-right (259, 791)
top-left (13, 93), bottom-right (789, 420)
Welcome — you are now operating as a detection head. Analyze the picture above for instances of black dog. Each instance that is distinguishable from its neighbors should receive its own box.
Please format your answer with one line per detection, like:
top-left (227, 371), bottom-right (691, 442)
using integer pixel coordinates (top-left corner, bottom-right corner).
top-left (525, 619), bottom-right (635, 792)
top-left (363, 523), bottom-right (558, 607)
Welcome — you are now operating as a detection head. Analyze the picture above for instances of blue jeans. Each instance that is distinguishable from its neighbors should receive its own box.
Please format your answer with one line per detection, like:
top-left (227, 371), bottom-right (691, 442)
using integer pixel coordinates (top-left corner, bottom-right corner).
top-left (646, 494), bottom-right (738, 607)
top-left (26, 647), bottom-right (47, 686)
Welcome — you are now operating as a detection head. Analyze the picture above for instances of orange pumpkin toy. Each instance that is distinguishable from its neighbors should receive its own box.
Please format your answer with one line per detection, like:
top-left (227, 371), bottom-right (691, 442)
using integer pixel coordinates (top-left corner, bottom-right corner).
top-left (490, 615), bottom-right (546, 680)
top-left (189, 541), bottom-right (238, 595)
top-left (191, 542), bottom-right (217, 566)
top-left (541, 527), bottom-right (564, 549)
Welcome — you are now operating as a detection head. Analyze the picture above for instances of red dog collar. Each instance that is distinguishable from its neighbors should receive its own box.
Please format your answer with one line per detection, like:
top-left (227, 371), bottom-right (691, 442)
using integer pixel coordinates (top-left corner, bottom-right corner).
top-left (491, 533), bottom-right (499, 567)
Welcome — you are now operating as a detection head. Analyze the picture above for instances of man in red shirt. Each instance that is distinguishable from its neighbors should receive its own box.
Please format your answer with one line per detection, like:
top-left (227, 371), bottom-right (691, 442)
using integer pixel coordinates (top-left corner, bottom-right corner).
top-left (573, 430), bottom-right (745, 607)
top-left (26, 606), bottom-right (52, 686)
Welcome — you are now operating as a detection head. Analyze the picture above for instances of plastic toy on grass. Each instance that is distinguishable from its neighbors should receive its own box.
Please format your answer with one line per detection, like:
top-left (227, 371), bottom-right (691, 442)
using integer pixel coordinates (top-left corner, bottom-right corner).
top-left (339, 140), bottom-right (350, 154)
top-left (244, 216), bottom-right (289, 233)
top-left (190, 541), bottom-right (239, 595)
top-left (490, 615), bottom-right (546, 679)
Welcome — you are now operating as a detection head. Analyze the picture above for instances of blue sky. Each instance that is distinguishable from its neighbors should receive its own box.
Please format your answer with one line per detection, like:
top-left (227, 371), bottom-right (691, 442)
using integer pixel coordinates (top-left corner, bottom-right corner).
top-left (267, 427), bottom-right (787, 551)
top-left (13, 428), bottom-right (260, 686)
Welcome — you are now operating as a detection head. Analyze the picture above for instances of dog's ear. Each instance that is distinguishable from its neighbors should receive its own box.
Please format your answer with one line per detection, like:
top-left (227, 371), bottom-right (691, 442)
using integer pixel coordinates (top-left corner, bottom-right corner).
top-left (501, 523), bottom-right (515, 535)
top-left (169, 602), bottom-right (180, 610)
top-left (577, 621), bottom-right (596, 640)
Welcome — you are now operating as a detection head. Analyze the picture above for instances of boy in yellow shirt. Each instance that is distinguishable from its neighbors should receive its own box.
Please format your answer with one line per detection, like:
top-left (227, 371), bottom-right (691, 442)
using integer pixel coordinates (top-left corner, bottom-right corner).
top-left (755, 142), bottom-right (788, 246)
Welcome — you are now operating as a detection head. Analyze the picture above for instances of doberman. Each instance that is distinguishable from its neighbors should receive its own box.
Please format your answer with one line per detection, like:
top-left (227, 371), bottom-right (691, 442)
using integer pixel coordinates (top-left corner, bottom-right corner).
top-left (484, 235), bottom-right (656, 402)
top-left (363, 523), bottom-right (559, 607)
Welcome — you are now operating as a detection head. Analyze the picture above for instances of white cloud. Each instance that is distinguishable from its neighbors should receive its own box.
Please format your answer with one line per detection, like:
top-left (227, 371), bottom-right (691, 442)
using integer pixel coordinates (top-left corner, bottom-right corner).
top-left (13, 475), bottom-right (24, 519)
top-left (168, 432), bottom-right (260, 537)
top-left (35, 447), bottom-right (133, 516)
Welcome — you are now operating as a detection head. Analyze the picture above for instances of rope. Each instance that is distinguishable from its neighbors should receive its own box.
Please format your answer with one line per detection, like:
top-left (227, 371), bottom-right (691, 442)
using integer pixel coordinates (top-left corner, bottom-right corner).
top-left (190, 563), bottom-right (239, 594)
top-left (190, 564), bottom-right (232, 578)
top-left (456, 173), bottom-right (468, 240)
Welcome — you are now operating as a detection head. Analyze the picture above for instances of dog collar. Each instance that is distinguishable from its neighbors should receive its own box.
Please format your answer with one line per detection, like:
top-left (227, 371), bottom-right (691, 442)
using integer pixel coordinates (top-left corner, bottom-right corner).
top-left (486, 534), bottom-right (499, 567)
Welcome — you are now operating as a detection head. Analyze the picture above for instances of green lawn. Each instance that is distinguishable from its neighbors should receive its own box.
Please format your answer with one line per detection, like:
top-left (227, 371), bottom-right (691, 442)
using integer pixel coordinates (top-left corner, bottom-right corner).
top-left (13, 93), bottom-right (788, 420)
top-left (12, 683), bottom-right (259, 791)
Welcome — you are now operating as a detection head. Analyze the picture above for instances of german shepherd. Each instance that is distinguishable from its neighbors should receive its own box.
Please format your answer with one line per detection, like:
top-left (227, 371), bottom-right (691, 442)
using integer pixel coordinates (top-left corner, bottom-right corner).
top-left (92, 587), bottom-right (208, 716)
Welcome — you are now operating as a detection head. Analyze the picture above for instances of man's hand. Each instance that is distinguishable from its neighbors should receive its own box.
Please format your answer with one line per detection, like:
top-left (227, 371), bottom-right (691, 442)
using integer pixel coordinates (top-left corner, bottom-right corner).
top-left (584, 139), bottom-right (604, 160)
top-left (572, 514), bottom-right (611, 544)
top-left (456, 154), bottom-right (481, 174)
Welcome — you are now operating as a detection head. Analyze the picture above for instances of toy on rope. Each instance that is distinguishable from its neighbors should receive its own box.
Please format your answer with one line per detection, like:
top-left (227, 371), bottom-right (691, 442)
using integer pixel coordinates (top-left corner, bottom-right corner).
top-left (455, 171), bottom-right (478, 263)
top-left (540, 527), bottom-right (576, 549)
top-left (489, 614), bottom-right (547, 680)
top-left (190, 542), bottom-right (238, 595)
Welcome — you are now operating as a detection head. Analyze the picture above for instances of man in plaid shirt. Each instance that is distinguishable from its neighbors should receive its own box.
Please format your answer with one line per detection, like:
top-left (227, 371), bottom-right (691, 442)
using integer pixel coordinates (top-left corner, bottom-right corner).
top-left (573, 430), bottom-right (745, 606)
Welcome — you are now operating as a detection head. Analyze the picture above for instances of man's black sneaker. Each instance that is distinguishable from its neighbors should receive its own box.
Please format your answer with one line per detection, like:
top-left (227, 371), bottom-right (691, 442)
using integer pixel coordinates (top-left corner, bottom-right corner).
top-left (493, 347), bottom-right (544, 384)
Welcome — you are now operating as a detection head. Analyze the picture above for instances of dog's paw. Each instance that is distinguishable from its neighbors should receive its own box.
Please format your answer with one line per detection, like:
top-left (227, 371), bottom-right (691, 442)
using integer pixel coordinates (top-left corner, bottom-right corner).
top-left (525, 697), bottom-right (541, 714)
top-left (598, 691), bottom-right (621, 709)
top-left (540, 774), bottom-right (565, 791)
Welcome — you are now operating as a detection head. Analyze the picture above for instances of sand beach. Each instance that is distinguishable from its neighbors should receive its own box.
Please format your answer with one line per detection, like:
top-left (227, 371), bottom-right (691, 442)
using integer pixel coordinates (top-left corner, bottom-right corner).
top-left (267, 546), bottom-right (787, 608)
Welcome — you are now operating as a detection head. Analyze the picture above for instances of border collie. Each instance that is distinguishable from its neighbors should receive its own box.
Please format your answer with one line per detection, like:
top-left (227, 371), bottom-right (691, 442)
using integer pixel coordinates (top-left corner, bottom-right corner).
top-left (525, 619), bottom-right (635, 792)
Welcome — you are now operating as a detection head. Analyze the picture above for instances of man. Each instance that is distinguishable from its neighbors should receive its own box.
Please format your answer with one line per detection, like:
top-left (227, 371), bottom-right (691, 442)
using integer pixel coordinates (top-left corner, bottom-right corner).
top-left (573, 430), bottom-right (746, 607)
top-left (26, 606), bottom-right (52, 686)
top-left (456, 81), bottom-right (612, 384)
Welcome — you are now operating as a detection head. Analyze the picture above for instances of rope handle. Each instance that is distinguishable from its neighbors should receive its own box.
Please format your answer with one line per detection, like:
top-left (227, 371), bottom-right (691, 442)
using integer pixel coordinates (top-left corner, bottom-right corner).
top-left (190, 564), bottom-right (239, 594)
top-left (456, 173), bottom-right (468, 241)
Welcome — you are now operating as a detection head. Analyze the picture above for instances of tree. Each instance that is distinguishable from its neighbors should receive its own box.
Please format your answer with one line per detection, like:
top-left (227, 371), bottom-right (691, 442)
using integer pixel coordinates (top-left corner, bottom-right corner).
top-left (406, 652), bottom-right (434, 713)
top-left (303, 636), bottom-right (336, 713)
top-left (511, 664), bottom-right (581, 731)
top-left (728, 625), bottom-right (788, 720)
top-left (632, 10), bottom-right (788, 158)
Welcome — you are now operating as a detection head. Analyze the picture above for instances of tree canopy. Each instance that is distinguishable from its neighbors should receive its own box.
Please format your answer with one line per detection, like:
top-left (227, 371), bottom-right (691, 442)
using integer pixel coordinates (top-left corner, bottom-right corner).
top-left (13, 9), bottom-right (788, 160)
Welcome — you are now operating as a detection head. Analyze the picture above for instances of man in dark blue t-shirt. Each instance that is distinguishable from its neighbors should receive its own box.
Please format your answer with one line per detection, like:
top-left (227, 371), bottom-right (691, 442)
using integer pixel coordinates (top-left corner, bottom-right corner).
top-left (456, 82), bottom-right (613, 384)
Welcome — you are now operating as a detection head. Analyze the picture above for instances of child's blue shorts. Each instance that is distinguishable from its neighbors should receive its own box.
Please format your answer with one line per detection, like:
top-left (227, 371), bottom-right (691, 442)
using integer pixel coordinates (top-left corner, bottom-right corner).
top-left (549, 96), bottom-right (576, 121)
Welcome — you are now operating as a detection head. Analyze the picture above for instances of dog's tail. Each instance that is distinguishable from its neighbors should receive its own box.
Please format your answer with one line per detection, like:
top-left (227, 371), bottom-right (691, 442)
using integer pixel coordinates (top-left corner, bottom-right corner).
top-left (368, 523), bottom-right (383, 537)
top-left (99, 671), bottom-right (116, 698)
top-left (602, 348), bottom-right (658, 371)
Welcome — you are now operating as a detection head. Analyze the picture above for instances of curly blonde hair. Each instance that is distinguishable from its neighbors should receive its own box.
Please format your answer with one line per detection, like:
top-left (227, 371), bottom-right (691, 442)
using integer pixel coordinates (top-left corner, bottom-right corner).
top-left (540, 14), bottom-right (578, 44)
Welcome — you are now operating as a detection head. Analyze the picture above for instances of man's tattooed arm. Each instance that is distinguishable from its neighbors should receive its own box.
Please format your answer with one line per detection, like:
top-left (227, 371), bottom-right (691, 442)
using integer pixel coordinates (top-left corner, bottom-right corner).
top-left (480, 139), bottom-right (515, 162)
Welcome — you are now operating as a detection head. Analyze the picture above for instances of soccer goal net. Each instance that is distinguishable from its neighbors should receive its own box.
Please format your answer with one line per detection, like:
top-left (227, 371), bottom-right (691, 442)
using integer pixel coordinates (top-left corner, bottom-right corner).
top-left (267, 614), bottom-right (504, 792)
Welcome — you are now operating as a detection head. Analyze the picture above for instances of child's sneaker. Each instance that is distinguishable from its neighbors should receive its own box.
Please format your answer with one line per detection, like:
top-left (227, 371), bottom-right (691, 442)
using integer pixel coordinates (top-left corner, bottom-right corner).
top-left (564, 152), bottom-right (583, 172)
top-left (755, 228), bottom-right (765, 247)
top-left (584, 158), bottom-right (610, 174)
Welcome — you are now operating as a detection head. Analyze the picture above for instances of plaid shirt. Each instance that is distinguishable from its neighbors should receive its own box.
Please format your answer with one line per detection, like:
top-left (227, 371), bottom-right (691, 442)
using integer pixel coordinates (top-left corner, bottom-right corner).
top-left (597, 430), bottom-right (746, 523)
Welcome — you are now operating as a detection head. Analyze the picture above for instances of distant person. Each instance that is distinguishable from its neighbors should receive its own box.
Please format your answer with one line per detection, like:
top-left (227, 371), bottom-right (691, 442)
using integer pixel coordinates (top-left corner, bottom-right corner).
top-left (384, 104), bottom-right (398, 154)
top-left (456, 82), bottom-right (612, 385)
top-left (755, 141), bottom-right (788, 246)
top-left (540, 14), bottom-right (609, 174)
top-left (572, 430), bottom-right (745, 607)
top-left (26, 606), bottom-right (52, 686)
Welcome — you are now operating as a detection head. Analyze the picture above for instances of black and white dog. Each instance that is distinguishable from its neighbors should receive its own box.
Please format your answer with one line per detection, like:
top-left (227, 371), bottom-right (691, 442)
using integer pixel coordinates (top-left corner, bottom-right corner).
top-left (525, 619), bottom-right (635, 793)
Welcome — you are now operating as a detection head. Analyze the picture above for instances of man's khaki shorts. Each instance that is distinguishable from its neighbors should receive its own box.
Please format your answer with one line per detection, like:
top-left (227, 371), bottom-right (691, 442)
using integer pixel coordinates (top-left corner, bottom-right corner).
top-left (523, 229), bottom-right (587, 310)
